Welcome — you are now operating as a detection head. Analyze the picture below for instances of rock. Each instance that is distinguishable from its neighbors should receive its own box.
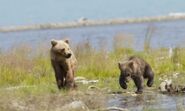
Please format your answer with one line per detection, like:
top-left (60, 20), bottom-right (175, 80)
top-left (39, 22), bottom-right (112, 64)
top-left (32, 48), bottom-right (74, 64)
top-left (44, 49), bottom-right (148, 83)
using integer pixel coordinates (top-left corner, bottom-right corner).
top-left (61, 101), bottom-right (89, 111)
top-left (87, 85), bottom-right (100, 90)
top-left (11, 101), bottom-right (27, 111)
top-left (172, 72), bottom-right (179, 78)
top-left (76, 80), bottom-right (98, 84)
top-left (159, 81), bottom-right (168, 92)
top-left (159, 79), bottom-right (185, 93)
top-left (75, 76), bottom-right (99, 84)
top-left (74, 76), bottom-right (86, 81)
top-left (159, 79), bottom-right (172, 92)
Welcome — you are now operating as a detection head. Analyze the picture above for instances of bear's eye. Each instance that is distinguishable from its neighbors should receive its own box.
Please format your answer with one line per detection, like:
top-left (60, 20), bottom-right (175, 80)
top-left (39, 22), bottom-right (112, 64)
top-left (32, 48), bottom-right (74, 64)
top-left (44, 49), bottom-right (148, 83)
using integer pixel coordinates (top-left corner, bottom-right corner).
top-left (60, 48), bottom-right (65, 52)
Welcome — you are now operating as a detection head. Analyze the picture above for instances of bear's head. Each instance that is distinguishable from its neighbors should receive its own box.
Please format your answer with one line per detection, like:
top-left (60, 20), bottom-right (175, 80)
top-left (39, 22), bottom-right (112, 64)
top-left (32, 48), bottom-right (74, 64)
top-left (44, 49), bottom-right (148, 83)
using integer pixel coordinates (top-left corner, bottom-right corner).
top-left (51, 39), bottom-right (72, 58)
top-left (118, 61), bottom-right (134, 89)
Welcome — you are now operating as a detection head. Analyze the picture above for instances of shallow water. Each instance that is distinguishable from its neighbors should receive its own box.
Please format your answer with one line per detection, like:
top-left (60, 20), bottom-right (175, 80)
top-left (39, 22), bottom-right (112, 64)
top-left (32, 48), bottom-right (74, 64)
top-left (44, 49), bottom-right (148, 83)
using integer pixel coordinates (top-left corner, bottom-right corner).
top-left (1, 20), bottom-right (185, 51)
top-left (107, 91), bottom-right (185, 111)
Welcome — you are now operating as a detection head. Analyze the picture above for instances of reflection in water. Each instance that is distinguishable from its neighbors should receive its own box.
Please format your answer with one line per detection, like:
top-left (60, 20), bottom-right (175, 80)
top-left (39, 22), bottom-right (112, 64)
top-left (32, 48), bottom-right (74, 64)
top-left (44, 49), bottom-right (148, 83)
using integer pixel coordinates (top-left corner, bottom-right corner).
top-left (107, 91), bottom-right (185, 111)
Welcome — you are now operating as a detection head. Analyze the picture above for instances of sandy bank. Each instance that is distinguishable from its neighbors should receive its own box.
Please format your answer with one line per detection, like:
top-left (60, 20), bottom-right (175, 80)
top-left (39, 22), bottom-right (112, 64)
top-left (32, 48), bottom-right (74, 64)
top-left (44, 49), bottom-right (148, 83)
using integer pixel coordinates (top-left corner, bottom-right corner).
top-left (1, 15), bottom-right (185, 32)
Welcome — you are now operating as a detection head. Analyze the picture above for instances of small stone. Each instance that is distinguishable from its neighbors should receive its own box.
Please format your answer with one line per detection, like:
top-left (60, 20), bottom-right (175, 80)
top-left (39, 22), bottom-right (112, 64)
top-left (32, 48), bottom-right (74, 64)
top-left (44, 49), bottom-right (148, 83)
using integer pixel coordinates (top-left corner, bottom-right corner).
top-left (61, 101), bottom-right (89, 111)
top-left (159, 79), bottom-right (172, 92)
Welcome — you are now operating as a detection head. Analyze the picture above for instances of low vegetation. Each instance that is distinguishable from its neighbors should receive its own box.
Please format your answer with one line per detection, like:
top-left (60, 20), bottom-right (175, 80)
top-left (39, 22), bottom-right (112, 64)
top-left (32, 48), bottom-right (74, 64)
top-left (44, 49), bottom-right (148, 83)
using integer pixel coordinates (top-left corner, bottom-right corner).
top-left (1, 35), bottom-right (185, 111)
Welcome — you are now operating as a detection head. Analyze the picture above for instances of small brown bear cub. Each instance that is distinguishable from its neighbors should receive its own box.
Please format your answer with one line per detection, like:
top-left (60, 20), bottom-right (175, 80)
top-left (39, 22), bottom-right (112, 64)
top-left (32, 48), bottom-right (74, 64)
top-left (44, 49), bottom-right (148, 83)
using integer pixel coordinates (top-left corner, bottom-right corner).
top-left (118, 56), bottom-right (154, 94)
top-left (50, 39), bottom-right (77, 89)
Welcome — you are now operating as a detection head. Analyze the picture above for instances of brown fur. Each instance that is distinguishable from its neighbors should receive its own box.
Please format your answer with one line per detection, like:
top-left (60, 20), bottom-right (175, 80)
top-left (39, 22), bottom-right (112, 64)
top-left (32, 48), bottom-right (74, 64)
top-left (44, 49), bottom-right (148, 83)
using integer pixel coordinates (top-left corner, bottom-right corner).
top-left (50, 39), bottom-right (77, 89)
top-left (118, 56), bottom-right (154, 94)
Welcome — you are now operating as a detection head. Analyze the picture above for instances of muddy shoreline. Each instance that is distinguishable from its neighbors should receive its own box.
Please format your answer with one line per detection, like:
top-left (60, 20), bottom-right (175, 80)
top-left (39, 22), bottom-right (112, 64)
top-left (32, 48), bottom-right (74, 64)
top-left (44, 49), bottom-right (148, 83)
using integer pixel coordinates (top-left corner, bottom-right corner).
top-left (1, 15), bottom-right (185, 32)
top-left (1, 85), bottom-right (185, 111)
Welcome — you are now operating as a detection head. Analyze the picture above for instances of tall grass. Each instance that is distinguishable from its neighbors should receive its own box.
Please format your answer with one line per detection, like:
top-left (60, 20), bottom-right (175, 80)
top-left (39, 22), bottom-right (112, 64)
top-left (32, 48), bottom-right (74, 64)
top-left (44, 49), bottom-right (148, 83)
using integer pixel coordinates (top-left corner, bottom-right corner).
top-left (0, 45), bottom-right (54, 87)
top-left (1, 35), bottom-right (185, 89)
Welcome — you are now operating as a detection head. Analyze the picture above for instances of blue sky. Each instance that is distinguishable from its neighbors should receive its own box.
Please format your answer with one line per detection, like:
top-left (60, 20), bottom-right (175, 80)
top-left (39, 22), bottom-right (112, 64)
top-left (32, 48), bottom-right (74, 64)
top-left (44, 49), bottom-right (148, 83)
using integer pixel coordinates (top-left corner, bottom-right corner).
top-left (0, 0), bottom-right (185, 26)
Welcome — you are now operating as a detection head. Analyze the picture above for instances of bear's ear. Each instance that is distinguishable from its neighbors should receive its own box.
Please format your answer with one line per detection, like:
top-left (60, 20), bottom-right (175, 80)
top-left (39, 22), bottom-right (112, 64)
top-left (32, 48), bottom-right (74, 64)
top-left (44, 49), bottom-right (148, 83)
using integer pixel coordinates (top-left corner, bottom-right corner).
top-left (64, 39), bottom-right (69, 44)
top-left (118, 62), bottom-right (123, 70)
top-left (51, 39), bottom-right (57, 47)
top-left (128, 61), bottom-right (134, 69)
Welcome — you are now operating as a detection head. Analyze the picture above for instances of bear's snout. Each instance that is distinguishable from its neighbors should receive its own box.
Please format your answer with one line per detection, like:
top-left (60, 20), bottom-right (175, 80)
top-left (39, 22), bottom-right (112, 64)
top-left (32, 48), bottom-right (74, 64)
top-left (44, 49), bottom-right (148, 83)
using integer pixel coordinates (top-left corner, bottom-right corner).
top-left (66, 53), bottom-right (72, 58)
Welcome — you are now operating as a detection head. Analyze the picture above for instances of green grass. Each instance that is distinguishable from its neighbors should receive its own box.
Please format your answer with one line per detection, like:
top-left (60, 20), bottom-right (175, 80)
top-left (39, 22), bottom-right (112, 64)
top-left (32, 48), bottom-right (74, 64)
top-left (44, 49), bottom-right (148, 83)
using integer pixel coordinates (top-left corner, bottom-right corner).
top-left (1, 42), bottom-right (185, 111)
top-left (1, 44), bottom-right (185, 92)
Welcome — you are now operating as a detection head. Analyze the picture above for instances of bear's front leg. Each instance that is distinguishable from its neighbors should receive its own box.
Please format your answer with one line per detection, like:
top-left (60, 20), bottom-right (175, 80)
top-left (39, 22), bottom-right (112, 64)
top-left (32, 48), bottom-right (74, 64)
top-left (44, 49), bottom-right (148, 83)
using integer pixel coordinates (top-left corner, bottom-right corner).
top-left (133, 76), bottom-right (144, 94)
top-left (147, 76), bottom-right (154, 87)
top-left (57, 79), bottom-right (64, 89)
top-left (51, 60), bottom-right (64, 89)
top-left (119, 75), bottom-right (128, 89)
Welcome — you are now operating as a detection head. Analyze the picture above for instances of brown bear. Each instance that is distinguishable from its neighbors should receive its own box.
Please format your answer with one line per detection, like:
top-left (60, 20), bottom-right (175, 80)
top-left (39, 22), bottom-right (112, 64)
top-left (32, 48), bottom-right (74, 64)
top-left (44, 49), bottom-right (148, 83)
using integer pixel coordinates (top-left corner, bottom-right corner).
top-left (50, 39), bottom-right (77, 89)
top-left (118, 56), bottom-right (154, 94)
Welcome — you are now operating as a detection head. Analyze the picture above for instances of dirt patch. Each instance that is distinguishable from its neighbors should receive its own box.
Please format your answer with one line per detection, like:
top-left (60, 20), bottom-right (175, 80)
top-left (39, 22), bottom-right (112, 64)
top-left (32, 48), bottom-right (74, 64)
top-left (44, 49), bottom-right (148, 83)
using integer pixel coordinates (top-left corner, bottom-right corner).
top-left (0, 88), bottom-right (108, 111)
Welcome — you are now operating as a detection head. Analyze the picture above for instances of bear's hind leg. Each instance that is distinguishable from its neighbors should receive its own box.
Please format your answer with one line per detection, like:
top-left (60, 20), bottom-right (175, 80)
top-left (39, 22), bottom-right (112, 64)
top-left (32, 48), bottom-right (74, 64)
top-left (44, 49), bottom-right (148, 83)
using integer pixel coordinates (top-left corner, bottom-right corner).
top-left (65, 69), bottom-right (75, 89)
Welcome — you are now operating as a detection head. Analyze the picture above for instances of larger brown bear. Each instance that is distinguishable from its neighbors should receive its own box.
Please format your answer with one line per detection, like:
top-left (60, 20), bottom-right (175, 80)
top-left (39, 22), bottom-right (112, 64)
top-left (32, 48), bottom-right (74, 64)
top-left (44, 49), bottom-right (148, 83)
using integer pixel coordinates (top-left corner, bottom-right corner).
top-left (50, 39), bottom-right (77, 89)
top-left (118, 56), bottom-right (154, 94)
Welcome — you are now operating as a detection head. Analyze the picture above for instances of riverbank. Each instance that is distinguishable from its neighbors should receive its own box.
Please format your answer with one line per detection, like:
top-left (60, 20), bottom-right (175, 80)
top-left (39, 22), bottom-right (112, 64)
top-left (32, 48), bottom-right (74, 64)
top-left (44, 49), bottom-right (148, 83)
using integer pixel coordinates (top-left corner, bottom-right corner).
top-left (1, 40), bottom-right (185, 110)
top-left (1, 15), bottom-right (185, 32)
